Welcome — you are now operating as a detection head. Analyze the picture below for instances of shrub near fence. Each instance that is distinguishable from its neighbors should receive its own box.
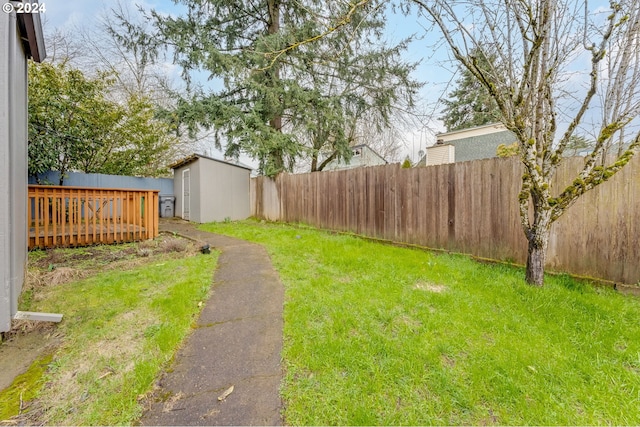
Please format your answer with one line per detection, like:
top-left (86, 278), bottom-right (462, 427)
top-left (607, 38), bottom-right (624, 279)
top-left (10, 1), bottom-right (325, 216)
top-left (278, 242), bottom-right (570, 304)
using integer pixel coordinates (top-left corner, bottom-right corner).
top-left (251, 156), bottom-right (640, 285)
top-left (28, 185), bottom-right (159, 249)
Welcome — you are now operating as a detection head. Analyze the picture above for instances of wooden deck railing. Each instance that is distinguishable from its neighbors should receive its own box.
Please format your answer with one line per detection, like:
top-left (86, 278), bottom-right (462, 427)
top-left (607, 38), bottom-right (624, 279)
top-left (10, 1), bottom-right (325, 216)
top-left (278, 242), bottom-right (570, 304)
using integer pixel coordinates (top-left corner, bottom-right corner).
top-left (28, 185), bottom-right (159, 249)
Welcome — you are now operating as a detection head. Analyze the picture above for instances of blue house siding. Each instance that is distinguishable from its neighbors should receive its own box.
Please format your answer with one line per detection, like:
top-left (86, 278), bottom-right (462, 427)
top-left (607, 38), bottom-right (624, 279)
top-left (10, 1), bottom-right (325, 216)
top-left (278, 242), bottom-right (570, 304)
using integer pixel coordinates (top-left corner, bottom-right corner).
top-left (29, 171), bottom-right (174, 195)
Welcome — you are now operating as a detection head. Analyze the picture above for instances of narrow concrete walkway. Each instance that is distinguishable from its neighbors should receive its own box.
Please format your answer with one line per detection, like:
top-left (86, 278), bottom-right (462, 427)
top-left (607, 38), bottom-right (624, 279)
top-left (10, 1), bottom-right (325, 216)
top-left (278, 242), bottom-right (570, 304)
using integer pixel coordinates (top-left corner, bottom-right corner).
top-left (140, 219), bottom-right (284, 426)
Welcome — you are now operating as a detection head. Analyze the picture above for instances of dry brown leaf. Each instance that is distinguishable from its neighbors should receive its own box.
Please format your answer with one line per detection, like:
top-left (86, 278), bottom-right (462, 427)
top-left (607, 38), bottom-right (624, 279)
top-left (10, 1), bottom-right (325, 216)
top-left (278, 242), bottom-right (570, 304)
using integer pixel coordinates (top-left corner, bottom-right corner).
top-left (217, 385), bottom-right (234, 401)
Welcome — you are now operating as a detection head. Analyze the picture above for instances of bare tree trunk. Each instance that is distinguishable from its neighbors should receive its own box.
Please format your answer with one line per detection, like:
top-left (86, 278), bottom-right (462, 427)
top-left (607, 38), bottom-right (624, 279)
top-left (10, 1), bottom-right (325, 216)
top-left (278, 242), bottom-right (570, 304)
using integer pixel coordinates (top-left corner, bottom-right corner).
top-left (524, 201), bottom-right (552, 286)
top-left (525, 229), bottom-right (549, 286)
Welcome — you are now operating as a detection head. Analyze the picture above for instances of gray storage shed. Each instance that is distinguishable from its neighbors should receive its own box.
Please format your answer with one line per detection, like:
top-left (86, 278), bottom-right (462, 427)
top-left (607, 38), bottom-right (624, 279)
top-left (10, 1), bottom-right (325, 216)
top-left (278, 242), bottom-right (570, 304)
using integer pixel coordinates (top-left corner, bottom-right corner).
top-left (170, 154), bottom-right (252, 223)
top-left (1, 3), bottom-right (47, 333)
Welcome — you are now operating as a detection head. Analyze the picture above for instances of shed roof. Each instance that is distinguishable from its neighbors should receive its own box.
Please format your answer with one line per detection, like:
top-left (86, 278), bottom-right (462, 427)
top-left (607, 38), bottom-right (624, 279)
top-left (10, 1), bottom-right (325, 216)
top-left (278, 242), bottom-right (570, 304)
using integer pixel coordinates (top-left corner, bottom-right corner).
top-left (169, 153), bottom-right (254, 171)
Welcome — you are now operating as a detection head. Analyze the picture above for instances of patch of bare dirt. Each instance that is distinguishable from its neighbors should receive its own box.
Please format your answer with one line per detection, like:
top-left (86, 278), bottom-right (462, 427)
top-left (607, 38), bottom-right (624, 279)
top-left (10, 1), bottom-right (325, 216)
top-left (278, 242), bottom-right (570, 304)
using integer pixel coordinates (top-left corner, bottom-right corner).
top-left (413, 281), bottom-right (447, 293)
top-left (441, 354), bottom-right (456, 368)
top-left (0, 326), bottom-right (60, 391)
top-left (29, 234), bottom-right (196, 272)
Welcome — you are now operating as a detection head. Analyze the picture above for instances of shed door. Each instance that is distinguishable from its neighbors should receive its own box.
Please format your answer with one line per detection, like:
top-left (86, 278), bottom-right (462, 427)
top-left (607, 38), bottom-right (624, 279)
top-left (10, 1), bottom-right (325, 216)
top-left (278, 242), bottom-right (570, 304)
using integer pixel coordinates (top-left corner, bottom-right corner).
top-left (182, 169), bottom-right (190, 220)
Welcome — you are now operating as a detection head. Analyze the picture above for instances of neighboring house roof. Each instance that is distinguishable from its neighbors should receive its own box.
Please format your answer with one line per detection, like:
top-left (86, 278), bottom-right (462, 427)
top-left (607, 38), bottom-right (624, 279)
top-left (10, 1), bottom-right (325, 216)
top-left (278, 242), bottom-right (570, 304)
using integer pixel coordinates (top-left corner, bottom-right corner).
top-left (441, 125), bottom-right (515, 162)
top-left (417, 123), bottom-right (516, 165)
top-left (169, 153), bottom-right (254, 171)
top-left (323, 144), bottom-right (388, 171)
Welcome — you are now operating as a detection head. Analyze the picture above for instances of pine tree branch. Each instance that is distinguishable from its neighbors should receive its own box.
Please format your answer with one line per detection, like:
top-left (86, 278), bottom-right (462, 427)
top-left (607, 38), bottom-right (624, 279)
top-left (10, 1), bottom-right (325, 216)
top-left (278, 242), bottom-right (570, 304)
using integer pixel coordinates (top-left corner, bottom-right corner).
top-left (257, 0), bottom-right (373, 71)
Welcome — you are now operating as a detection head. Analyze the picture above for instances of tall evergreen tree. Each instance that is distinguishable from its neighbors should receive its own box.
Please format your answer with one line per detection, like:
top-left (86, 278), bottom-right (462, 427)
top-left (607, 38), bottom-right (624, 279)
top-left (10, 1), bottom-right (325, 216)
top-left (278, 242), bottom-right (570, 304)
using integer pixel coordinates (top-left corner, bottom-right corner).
top-left (439, 49), bottom-right (500, 132)
top-left (119, 1), bottom-right (419, 176)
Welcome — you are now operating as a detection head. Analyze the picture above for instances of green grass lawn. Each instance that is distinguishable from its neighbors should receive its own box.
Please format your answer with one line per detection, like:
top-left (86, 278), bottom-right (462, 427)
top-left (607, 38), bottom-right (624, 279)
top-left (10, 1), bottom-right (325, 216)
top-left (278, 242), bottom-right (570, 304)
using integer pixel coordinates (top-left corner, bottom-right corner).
top-left (1, 238), bottom-right (217, 425)
top-left (201, 220), bottom-right (640, 425)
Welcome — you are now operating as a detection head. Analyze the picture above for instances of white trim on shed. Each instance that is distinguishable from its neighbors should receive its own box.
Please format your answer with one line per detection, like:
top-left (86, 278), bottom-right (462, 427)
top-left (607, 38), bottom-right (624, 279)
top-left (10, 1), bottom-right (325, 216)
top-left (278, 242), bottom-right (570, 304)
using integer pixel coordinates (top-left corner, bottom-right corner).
top-left (182, 168), bottom-right (190, 220)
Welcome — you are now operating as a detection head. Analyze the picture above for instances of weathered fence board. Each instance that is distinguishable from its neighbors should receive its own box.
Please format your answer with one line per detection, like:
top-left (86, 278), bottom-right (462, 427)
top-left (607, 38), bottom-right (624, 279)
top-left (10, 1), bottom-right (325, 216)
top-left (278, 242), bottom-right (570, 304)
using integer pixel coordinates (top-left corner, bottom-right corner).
top-left (252, 156), bottom-right (640, 285)
top-left (28, 185), bottom-right (159, 249)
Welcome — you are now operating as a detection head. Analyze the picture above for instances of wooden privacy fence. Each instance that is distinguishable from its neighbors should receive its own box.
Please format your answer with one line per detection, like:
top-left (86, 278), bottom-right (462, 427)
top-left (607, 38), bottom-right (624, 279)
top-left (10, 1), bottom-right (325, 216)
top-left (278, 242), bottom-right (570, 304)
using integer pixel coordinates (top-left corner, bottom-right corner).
top-left (28, 185), bottom-right (159, 249)
top-left (251, 156), bottom-right (640, 285)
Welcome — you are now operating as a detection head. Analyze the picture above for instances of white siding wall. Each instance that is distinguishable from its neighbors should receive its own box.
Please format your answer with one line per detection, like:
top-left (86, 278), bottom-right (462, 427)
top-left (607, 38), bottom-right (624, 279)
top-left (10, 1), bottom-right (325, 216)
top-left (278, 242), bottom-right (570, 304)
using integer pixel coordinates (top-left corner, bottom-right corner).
top-left (324, 146), bottom-right (387, 171)
top-left (198, 158), bottom-right (250, 223)
top-left (1, 12), bottom-right (29, 332)
top-left (362, 147), bottom-right (387, 167)
top-left (426, 144), bottom-right (455, 166)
